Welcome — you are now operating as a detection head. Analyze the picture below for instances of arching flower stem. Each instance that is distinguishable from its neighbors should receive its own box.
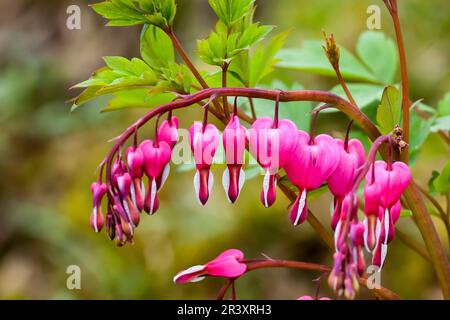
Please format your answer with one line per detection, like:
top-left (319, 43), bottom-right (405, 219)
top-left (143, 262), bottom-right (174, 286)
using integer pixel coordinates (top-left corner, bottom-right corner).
top-left (217, 259), bottom-right (400, 300)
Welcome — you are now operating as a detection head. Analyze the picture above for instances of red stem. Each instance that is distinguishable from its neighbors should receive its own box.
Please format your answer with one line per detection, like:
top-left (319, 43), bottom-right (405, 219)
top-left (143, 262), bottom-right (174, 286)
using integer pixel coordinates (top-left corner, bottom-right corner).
top-left (104, 88), bottom-right (381, 186)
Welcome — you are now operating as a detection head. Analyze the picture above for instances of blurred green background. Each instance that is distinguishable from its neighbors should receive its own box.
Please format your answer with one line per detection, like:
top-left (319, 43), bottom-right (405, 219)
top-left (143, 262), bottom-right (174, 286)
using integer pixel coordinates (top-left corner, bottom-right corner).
top-left (0, 0), bottom-right (449, 299)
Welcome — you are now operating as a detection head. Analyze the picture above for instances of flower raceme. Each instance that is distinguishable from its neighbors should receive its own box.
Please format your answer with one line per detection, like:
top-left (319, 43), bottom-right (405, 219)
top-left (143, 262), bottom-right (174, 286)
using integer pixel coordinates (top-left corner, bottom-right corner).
top-left (173, 249), bottom-right (247, 283)
top-left (91, 103), bottom-right (412, 299)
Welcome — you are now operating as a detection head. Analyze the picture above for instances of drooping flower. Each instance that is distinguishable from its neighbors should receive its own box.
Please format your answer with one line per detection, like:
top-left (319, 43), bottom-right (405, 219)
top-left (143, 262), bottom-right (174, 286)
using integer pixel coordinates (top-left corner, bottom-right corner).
top-left (155, 116), bottom-right (179, 190)
top-left (327, 138), bottom-right (365, 230)
top-left (364, 160), bottom-right (410, 268)
top-left (248, 117), bottom-right (298, 208)
top-left (173, 249), bottom-right (247, 283)
top-left (284, 131), bottom-right (340, 226)
top-left (90, 182), bottom-right (107, 232)
top-left (222, 115), bottom-right (247, 203)
top-left (363, 179), bottom-right (381, 252)
top-left (139, 139), bottom-right (172, 214)
top-left (116, 172), bottom-right (141, 227)
top-left (366, 161), bottom-right (411, 210)
top-left (126, 146), bottom-right (145, 212)
top-left (189, 122), bottom-right (220, 205)
top-left (157, 115), bottom-right (179, 149)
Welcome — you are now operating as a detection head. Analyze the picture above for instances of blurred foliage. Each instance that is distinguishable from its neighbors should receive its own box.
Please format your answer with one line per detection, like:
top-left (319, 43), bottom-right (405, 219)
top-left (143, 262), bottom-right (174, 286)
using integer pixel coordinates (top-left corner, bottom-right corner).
top-left (0, 0), bottom-right (449, 300)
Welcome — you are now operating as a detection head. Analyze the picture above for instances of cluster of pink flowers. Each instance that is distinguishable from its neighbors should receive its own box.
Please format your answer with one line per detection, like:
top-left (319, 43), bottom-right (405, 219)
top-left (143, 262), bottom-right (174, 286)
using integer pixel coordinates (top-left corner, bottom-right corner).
top-left (91, 106), bottom-right (411, 297)
top-left (90, 115), bottom-right (178, 245)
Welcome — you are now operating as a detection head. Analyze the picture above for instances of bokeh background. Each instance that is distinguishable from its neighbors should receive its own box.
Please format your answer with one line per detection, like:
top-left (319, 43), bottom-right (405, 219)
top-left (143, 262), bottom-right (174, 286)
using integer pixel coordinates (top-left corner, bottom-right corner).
top-left (0, 0), bottom-right (449, 299)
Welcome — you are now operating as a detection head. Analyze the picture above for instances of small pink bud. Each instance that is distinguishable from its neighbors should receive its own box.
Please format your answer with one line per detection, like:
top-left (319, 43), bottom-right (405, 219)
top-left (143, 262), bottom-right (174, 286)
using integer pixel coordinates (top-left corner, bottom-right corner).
top-left (90, 182), bottom-right (107, 232)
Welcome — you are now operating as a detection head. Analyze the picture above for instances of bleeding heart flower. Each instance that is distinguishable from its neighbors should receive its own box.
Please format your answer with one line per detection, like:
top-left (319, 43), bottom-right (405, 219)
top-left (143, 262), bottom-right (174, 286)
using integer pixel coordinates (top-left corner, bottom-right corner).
top-left (364, 160), bottom-right (410, 254)
top-left (284, 132), bottom-right (340, 226)
top-left (363, 179), bottom-right (381, 252)
top-left (328, 138), bottom-right (365, 230)
top-left (222, 115), bottom-right (247, 203)
top-left (90, 182), bottom-right (107, 232)
top-left (173, 249), bottom-right (247, 283)
top-left (189, 122), bottom-right (220, 205)
top-left (126, 146), bottom-right (145, 212)
top-left (366, 160), bottom-right (411, 209)
top-left (140, 139), bottom-right (172, 214)
top-left (116, 172), bottom-right (140, 227)
top-left (157, 116), bottom-right (179, 149)
top-left (248, 117), bottom-right (298, 208)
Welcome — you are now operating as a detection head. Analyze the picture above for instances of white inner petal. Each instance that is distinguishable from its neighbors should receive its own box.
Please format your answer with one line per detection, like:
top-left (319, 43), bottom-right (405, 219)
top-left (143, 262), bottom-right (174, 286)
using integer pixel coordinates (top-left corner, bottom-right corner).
top-left (262, 170), bottom-right (271, 207)
top-left (93, 206), bottom-right (98, 232)
top-left (159, 164), bottom-right (171, 191)
top-left (363, 218), bottom-right (370, 253)
top-left (122, 200), bottom-right (134, 227)
top-left (238, 168), bottom-right (245, 195)
top-left (208, 171), bottom-right (214, 196)
top-left (383, 208), bottom-right (390, 244)
top-left (222, 168), bottom-right (231, 203)
top-left (334, 220), bottom-right (341, 252)
top-left (193, 170), bottom-right (201, 205)
top-left (173, 265), bottom-right (206, 283)
top-left (149, 178), bottom-right (157, 214)
top-left (294, 189), bottom-right (307, 226)
top-left (375, 218), bottom-right (381, 243)
top-left (130, 183), bottom-right (136, 206)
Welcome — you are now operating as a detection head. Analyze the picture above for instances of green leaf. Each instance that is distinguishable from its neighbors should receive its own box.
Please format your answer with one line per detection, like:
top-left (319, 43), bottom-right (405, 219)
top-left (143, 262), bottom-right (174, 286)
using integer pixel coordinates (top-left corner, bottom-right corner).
top-left (91, 0), bottom-right (176, 29)
top-left (430, 115), bottom-right (450, 133)
top-left (276, 41), bottom-right (377, 82)
top-left (208, 0), bottom-right (254, 28)
top-left (158, 62), bottom-right (192, 93)
top-left (231, 30), bottom-right (289, 87)
top-left (71, 57), bottom-right (159, 108)
top-left (376, 85), bottom-right (401, 134)
top-left (437, 92), bottom-right (450, 116)
top-left (140, 24), bottom-right (174, 70)
top-left (329, 83), bottom-right (384, 110)
top-left (433, 161), bottom-right (450, 194)
top-left (235, 23), bottom-right (273, 53)
top-left (102, 89), bottom-right (174, 112)
top-left (356, 31), bottom-right (398, 84)
top-left (252, 81), bottom-right (312, 131)
top-left (197, 20), bottom-right (272, 67)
